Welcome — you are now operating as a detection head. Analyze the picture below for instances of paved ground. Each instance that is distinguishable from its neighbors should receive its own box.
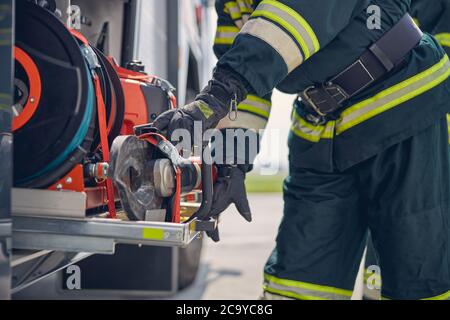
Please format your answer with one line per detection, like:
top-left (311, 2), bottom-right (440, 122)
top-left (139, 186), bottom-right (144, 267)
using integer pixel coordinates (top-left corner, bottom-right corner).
top-left (172, 194), bottom-right (284, 300)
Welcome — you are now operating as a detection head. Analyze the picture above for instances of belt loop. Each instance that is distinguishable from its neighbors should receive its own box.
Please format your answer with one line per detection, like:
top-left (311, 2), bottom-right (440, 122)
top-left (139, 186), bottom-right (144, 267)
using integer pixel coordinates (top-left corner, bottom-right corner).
top-left (369, 43), bottom-right (395, 71)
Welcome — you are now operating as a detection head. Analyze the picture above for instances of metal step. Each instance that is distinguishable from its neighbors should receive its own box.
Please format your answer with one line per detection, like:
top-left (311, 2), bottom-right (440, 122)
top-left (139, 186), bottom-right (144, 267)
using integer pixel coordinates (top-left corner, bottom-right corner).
top-left (13, 215), bottom-right (203, 255)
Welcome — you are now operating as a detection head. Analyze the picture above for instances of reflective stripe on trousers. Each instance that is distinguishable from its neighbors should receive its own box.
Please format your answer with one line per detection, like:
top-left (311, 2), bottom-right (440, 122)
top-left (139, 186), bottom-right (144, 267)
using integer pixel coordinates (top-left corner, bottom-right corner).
top-left (263, 274), bottom-right (353, 300)
top-left (381, 291), bottom-right (450, 300)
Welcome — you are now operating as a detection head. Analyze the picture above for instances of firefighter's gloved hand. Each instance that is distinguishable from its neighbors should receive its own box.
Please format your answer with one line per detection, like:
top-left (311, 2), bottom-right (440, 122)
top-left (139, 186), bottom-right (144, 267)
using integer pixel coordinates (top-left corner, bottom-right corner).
top-left (152, 68), bottom-right (247, 141)
top-left (152, 100), bottom-right (223, 143)
top-left (206, 164), bottom-right (252, 242)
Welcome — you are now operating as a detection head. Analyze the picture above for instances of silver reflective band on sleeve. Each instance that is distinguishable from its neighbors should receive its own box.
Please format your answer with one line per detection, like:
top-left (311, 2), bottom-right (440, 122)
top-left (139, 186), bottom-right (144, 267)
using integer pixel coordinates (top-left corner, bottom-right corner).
top-left (253, 0), bottom-right (320, 59)
top-left (240, 18), bottom-right (303, 73)
top-left (217, 112), bottom-right (268, 131)
top-left (238, 95), bottom-right (271, 119)
top-left (234, 19), bottom-right (244, 29)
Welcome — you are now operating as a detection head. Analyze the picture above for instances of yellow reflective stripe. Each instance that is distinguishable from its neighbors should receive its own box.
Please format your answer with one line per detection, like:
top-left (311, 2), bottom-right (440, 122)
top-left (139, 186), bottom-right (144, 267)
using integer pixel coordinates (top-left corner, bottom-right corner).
top-left (224, 1), bottom-right (242, 20)
top-left (237, 0), bottom-right (253, 14)
top-left (382, 290), bottom-right (450, 300)
top-left (264, 0), bottom-right (319, 53)
top-left (240, 19), bottom-right (303, 72)
top-left (238, 104), bottom-right (270, 118)
top-left (240, 8), bottom-right (253, 14)
top-left (217, 26), bottom-right (240, 33)
top-left (336, 55), bottom-right (450, 135)
top-left (238, 95), bottom-right (271, 119)
top-left (214, 38), bottom-right (235, 45)
top-left (291, 112), bottom-right (334, 142)
top-left (435, 33), bottom-right (450, 48)
top-left (264, 273), bottom-right (353, 298)
top-left (197, 101), bottom-right (214, 119)
top-left (263, 285), bottom-right (328, 300)
top-left (215, 26), bottom-right (239, 45)
top-left (253, 0), bottom-right (319, 59)
top-left (422, 290), bottom-right (450, 300)
top-left (247, 94), bottom-right (271, 107)
top-left (447, 114), bottom-right (450, 144)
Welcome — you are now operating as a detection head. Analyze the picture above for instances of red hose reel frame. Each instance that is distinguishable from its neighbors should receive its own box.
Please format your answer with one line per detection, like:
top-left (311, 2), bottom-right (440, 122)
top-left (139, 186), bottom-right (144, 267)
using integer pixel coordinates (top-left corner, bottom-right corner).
top-left (47, 29), bottom-right (118, 218)
top-left (47, 29), bottom-right (181, 221)
top-left (13, 46), bottom-right (42, 132)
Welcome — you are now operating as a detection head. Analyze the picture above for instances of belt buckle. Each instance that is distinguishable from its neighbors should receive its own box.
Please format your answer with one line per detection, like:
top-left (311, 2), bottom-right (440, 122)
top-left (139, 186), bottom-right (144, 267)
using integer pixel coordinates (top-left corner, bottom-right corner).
top-left (302, 86), bottom-right (327, 117)
top-left (302, 84), bottom-right (348, 115)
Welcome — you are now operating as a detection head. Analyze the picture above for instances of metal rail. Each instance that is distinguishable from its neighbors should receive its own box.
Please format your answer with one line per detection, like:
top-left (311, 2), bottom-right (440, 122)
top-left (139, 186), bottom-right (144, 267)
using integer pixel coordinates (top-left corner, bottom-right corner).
top-left (13, 215), bottom-right (202, 255)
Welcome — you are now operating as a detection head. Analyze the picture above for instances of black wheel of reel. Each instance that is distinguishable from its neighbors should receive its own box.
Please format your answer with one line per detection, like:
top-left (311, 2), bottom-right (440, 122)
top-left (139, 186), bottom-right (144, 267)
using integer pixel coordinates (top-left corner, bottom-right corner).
top-left (87, 46), bottom-right (113, 154)
top-left (14, 2), bottom-right (92, 187)
top-left (19, 99), bottom-right (97, 189)
top-left (94, 48), bottom-right (125, 146)
top-left (90, 46), bottom-right (125, 152)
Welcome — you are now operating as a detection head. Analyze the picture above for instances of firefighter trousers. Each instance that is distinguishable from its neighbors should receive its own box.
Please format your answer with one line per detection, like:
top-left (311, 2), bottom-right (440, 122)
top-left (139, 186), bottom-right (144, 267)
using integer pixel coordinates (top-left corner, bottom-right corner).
top-left (263, 117), bottom-right (450, 300)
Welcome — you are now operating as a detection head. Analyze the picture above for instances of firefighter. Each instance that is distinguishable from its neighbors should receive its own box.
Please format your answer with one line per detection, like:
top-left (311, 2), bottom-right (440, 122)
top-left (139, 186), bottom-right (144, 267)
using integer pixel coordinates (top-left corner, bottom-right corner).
top-left (154, 0), bottom-right (450, 300)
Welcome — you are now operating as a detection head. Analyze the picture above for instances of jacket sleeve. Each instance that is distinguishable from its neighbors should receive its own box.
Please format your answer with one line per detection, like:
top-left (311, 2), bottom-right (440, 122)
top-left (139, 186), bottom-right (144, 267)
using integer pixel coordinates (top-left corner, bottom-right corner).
top-left (214, 0), bottom-right (273, 131)
top-left (216, 0), bottom-right (361, 97)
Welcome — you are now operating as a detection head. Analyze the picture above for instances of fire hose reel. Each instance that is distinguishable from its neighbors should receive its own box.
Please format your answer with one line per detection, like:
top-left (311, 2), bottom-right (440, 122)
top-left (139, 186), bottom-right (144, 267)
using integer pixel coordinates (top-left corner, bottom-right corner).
top-left (13, 1), bottom-right (217, 233)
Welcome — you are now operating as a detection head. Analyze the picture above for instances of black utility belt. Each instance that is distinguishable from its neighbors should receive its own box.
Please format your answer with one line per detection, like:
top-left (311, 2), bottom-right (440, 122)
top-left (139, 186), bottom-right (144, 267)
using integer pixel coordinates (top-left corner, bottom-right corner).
top-left (300, 14), bottom-right (423, 125)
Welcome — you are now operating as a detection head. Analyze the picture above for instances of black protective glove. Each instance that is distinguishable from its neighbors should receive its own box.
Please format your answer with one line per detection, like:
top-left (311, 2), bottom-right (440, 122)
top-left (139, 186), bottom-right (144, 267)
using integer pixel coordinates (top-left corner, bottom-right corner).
top-left (206, 164), bottom-right (253, 242)
top-left (152, 68), bottom-right (247, 142)
top-left (205, 128), bottom-right (260, 242)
